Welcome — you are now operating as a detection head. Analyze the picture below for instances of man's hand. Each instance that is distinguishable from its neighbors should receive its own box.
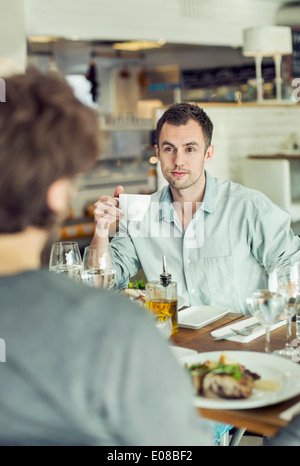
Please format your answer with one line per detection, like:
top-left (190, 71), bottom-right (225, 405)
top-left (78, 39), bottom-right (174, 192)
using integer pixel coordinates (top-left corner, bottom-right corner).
top-left (93, 185), bottom-right (124, 232)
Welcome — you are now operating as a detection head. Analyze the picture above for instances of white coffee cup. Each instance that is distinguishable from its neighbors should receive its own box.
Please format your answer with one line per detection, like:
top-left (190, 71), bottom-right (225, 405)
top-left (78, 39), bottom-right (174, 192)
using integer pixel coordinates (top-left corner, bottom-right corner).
top-left (118, 194), bottom-right (151, 221)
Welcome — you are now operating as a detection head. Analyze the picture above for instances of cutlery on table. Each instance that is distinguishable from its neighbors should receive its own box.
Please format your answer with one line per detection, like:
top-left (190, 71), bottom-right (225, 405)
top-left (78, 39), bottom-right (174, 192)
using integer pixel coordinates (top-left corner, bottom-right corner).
top-left (214, 322), bottom-right (261, 341)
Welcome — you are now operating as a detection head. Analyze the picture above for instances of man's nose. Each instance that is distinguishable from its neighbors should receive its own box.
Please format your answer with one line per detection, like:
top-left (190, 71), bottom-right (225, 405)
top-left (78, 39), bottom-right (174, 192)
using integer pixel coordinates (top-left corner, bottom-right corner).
top-left (173, 149), bottom-right (185, 166)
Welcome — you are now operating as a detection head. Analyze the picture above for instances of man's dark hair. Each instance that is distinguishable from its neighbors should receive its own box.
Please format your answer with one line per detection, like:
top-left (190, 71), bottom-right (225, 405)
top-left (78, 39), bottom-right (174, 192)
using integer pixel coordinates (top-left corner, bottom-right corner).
top-left (0, 68), bottom-right (100, 233)
top-left (155, 102), bottom-right (213, 151)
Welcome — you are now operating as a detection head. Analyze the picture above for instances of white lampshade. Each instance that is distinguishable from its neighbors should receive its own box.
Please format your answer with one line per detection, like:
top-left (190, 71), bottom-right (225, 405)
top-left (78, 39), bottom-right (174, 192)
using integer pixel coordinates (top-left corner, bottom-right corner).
top-left (243, 26), bottom-right (292, 57)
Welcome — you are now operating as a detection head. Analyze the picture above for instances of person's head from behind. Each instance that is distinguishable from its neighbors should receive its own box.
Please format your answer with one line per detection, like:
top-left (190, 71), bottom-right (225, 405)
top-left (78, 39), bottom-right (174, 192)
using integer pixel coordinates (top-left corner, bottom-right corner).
top-left (0, 68), bottom-right (100, 236)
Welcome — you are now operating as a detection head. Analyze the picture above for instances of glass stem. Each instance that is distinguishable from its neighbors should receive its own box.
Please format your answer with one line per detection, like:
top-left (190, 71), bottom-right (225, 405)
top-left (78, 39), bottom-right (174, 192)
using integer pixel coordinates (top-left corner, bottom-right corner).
top-left (265, 327), bottom-right (271, 353)
top-left (286, 315), bottom-right (293, 348)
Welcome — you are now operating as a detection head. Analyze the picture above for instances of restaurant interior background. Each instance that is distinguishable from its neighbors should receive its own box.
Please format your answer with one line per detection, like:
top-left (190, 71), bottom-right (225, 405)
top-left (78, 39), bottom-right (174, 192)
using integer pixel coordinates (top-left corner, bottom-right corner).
top-left (1, 0), bottom-right (300, 251)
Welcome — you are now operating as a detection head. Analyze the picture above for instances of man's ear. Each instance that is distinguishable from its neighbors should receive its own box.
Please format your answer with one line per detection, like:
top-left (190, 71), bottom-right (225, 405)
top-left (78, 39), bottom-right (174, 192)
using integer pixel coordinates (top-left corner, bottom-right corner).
top-left (47, 178), bottom-right (76, 215)
top-left (155, 144), bottom-right (160, 160)
top-left (204, 145), bottom-right (214, 162)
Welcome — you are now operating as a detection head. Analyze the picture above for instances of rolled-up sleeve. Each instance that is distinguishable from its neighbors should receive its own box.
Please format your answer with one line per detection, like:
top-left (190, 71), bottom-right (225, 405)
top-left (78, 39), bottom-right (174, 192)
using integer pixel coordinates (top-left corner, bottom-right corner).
top-left (250, 196), bottom-right (300, 271)
top-left (109, 232), bottom-right (141, 288)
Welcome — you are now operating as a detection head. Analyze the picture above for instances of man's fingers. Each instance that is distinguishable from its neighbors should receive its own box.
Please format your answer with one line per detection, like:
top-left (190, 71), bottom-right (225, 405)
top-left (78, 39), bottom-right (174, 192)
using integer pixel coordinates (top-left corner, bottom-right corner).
top-left (113, 185), bottom-right (124, 198)
top-left (94, 202), bottom-right (121, 225)
top-left (93, 189), bottom-right (123, 227)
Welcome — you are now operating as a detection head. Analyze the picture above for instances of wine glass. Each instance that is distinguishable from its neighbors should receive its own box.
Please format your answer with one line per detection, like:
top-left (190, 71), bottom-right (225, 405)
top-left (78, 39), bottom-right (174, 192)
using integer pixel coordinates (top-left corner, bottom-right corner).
top-left (290, 261), bottom-right (300, 341)
top-left (246, 290), bottom-right (286, 353)
top-left (49, 241), bottom-right (82, 283)
top-left (268, 265), bottom-right (297, 358)
top-left (81, 246), bottom-right (116, 289)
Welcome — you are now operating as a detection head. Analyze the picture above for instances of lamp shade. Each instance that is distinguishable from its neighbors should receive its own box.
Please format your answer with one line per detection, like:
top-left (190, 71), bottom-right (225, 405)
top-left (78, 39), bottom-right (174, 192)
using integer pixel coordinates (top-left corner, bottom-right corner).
top-left (243, 26), bottom-right (292, 57)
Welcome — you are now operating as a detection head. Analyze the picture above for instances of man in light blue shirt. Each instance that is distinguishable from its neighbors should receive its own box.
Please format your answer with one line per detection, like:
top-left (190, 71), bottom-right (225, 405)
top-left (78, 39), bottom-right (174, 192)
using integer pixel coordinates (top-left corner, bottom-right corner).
top-left (93, 102), bottom-right (300, 314)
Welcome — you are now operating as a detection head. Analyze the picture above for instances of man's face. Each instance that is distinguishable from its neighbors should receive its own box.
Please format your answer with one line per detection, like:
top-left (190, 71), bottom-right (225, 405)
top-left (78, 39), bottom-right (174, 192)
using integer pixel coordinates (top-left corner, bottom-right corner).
top-left (155, 119), bottom-right (213, 192)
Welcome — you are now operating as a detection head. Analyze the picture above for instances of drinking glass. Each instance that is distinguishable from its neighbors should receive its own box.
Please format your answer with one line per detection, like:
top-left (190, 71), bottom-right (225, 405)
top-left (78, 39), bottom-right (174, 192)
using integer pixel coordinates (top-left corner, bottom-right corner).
top-left (290, 262), bottom-right (300, 343)
top-left (81, 247), bottom-right (116, 289)
top-left (246, 290), bottom-right (286, 353)
top-left (152, 314), bottom-right (172, 340)
top-left (49, 241), bottom-right (83, 283)
top-left (268, 265), bottom-right (297, 358)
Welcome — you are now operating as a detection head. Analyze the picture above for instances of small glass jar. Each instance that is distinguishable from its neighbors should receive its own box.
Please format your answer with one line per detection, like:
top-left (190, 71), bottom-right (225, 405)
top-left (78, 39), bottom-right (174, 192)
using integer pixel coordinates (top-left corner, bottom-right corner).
top-left (146, 280), bottom-right (178, 335)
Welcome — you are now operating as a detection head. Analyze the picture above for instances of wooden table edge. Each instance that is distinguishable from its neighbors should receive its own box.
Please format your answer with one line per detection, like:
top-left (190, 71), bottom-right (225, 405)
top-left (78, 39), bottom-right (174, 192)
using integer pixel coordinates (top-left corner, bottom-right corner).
top-left (197, 407), bottom-right (287, 438)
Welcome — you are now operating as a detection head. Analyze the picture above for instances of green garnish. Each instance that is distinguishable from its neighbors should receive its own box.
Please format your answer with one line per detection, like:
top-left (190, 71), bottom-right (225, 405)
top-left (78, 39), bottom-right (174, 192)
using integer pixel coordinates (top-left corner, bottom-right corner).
top-left (128, 280), bottom-right (145, 290)
top-left (188, 362), bottom-right (244, 380)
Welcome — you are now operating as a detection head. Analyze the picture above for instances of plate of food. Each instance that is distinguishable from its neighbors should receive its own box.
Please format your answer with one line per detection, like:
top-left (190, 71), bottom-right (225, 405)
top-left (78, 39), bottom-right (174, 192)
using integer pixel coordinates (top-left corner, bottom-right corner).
top-left (183, 351), bottom-right (300, 409)
top-left (120, 281), bottom-right (146, 306)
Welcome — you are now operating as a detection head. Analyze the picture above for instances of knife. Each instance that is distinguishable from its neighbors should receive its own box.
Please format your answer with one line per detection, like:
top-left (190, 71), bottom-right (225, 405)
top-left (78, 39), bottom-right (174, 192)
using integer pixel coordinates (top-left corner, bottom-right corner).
top-left (213, 321), bottom-right (261, 341)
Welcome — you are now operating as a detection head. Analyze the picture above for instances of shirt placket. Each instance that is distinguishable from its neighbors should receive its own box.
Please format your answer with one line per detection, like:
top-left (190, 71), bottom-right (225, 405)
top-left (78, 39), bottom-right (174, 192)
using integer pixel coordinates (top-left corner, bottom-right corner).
top-left (182, 209), bottom-right (208, 306)
top-left (182, 219), bottom-right (197, 305)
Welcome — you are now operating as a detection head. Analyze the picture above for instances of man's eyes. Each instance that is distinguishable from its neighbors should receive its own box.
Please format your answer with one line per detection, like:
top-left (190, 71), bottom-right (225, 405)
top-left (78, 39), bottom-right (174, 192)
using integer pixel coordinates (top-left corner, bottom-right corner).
top-left (163, 146), bottom-right (196, 152)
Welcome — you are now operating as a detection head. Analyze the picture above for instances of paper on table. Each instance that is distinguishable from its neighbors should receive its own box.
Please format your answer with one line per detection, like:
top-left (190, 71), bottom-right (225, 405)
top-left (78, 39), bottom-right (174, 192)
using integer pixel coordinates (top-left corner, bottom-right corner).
top-left (280, 401), bottom-right (300, 421)
top-left (211, 316), bottom-right (286, 343)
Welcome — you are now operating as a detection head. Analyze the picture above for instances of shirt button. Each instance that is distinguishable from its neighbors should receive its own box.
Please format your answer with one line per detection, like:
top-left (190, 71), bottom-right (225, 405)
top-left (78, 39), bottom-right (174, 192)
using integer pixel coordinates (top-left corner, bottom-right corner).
top-left (191, 289), bottom-right (195, 294)
top-left (187, 259), bottom-right (191, 264)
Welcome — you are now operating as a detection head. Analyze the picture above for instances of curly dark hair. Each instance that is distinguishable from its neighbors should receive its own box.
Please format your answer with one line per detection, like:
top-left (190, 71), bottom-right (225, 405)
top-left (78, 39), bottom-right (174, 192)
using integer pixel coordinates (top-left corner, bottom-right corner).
top-left (155, 102), bottom-right (213, 151)
top-left (0, 68), bottom-right (100, 233)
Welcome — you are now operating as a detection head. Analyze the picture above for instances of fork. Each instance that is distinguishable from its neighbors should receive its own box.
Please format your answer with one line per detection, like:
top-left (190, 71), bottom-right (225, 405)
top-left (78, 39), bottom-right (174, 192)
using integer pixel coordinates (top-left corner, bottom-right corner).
top-left (214, 321), bottom-right (261, 340)
top-left (230, 328), bottom-right (254, 336)
top-left (230, 322), bottom-right (261, 336)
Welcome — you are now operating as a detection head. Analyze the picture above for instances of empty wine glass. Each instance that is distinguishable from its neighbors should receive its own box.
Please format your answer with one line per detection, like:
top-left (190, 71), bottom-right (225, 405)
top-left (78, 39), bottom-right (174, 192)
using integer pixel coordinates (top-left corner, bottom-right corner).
top-left (291, 261), bottom-right (300, 340)
top-left (268, 265), bottom-right (297, 358)
top-left (81, 246), bottom-right (116, 289)
top-left (49, 241), bottom-right (82, 283)
top-left (246, 290), bottom-right (286, 353)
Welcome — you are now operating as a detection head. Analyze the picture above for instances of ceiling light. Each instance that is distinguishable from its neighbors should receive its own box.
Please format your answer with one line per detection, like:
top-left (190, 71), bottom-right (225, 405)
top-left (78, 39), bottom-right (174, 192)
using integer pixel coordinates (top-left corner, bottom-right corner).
top-left (113, 40), bottom-right (165, 51)
top-left (28, 36), bottom-right (60, 44)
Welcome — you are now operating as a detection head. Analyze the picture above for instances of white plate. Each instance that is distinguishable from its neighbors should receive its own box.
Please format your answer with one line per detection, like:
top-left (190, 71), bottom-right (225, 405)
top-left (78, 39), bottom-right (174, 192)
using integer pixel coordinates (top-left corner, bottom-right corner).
top-left (178, 305), bottom-right (230, 329)
top-left (182, 351), bottom-right (300, 410)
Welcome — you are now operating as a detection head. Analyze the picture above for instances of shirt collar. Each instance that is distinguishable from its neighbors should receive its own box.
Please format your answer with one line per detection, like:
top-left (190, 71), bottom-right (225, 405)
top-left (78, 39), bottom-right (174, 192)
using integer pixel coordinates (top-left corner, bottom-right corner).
top-left (156, 170), bottom-right (215, 222)
top-left (202, 170), bottom-right (215, 214)
top-left (158, 186), bottom-right (174, 222)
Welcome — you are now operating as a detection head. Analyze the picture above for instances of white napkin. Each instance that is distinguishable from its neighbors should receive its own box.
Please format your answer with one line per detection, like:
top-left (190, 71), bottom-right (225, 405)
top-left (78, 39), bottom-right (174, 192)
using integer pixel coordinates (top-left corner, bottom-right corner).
top-left (280, 402), bottom-right (300, 421)
top-left (211, 316), bottom-right (286, 343)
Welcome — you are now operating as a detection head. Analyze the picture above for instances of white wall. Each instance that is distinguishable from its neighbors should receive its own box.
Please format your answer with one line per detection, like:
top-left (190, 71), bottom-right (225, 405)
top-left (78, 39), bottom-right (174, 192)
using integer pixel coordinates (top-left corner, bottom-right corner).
top-left (0, 0), bottom-right (26, 75)
top-left (25, 0), bottom-right (287, 47)
top-left (156, 104), bottom-right (300, 182)
top-left (204, 104), bottom-right (300, 182)
top-left (112, 66), bottom-right (142, 116)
